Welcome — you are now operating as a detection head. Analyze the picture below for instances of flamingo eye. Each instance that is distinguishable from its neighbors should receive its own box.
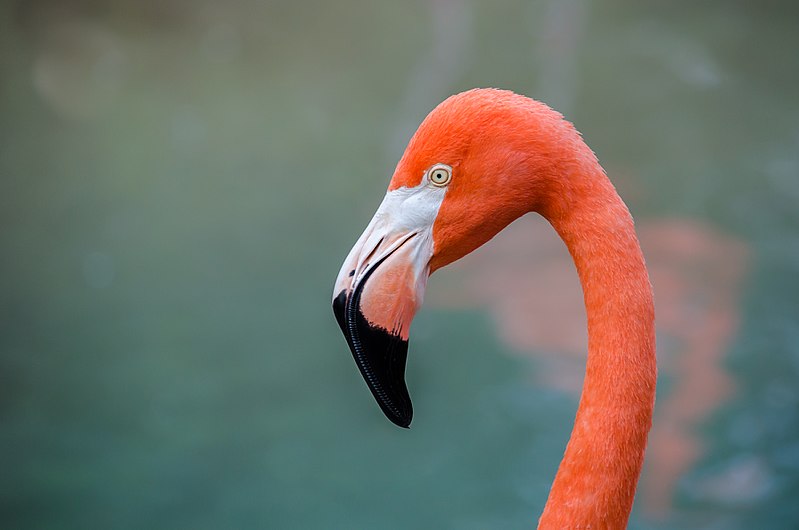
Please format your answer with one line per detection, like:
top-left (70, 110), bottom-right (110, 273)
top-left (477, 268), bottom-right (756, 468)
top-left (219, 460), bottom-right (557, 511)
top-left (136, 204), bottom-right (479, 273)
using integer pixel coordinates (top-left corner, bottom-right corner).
top-left (428, 164), bottom-right (452, 187)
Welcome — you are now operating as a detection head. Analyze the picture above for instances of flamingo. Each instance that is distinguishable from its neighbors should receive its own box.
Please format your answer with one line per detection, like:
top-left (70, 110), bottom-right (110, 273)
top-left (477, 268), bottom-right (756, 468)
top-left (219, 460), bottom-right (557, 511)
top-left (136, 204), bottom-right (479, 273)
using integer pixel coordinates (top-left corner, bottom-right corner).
top-left (332, 88), bottom-right (657, 529)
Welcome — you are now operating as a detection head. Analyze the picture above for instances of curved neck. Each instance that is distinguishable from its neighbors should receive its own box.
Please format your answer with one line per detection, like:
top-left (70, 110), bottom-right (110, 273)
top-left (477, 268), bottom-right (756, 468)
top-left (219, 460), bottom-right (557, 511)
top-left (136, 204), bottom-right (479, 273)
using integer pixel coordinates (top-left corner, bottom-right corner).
top-left (538, 170), bottom-right (657, 529)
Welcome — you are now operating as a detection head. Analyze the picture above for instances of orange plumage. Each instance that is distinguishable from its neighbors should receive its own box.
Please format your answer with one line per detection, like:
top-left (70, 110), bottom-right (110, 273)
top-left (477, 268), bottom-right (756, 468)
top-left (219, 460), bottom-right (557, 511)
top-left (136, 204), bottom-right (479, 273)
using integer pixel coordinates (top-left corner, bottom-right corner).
top-left (333, 88), bottom-right (656, 529)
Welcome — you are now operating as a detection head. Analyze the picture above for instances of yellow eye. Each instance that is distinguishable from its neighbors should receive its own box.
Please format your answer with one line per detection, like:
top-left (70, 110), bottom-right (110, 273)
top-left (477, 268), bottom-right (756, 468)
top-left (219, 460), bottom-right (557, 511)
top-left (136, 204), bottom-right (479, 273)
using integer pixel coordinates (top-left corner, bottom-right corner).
top-left (428, 164), bottom-right (452, 187)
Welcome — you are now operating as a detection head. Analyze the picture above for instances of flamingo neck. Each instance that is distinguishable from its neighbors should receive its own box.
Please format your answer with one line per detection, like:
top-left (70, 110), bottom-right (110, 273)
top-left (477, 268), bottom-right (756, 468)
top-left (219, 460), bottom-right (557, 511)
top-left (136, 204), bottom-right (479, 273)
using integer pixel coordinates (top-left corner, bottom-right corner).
top-left (538, 171), bottom-right (657, 529)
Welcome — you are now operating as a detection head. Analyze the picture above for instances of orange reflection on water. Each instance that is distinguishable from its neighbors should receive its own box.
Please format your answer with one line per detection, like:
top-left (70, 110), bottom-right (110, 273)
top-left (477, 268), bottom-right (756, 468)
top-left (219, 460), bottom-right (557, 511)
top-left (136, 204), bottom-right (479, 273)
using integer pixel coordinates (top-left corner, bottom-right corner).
top-left (427, 214), bottom-right (749, 518)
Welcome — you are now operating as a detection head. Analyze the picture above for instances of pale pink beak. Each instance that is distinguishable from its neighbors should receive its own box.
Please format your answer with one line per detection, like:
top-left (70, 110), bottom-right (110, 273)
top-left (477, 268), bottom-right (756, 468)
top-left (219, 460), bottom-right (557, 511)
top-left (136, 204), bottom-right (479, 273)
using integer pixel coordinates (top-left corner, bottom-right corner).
top-left (332, 211), bottom-right (434, 428)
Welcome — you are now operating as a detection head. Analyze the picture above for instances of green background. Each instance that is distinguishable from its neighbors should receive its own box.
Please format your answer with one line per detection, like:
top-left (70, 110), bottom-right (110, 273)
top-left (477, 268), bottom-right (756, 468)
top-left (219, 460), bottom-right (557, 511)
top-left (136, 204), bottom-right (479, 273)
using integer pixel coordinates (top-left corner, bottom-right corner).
top-left (2, 1), bottom-right (798, 528)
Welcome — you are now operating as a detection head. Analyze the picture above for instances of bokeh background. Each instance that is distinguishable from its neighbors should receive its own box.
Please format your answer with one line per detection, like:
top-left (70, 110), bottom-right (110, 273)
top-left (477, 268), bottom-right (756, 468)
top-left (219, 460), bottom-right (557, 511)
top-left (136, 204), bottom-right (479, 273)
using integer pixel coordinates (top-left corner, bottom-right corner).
top-left (2, 1), bottom-right (798, 528)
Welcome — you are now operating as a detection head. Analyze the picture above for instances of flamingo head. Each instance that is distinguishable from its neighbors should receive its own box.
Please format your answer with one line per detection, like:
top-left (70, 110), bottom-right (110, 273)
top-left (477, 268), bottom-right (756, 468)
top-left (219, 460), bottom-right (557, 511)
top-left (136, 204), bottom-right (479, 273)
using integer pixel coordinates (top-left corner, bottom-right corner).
top-left (332, 89), bottom-right (587, 427)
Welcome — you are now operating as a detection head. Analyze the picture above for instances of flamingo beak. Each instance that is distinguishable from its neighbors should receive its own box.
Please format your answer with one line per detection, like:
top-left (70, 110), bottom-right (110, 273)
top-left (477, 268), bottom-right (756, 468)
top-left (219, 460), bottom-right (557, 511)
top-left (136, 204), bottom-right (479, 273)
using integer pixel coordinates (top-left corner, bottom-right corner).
top-left (332, 205), bottom-right (435, 428)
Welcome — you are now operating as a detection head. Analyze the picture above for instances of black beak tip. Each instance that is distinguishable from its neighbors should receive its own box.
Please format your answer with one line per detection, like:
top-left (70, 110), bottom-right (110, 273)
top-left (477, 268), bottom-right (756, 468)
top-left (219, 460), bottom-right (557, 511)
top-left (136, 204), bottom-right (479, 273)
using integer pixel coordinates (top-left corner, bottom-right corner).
top-left (377, 390), bottom-right (413, 429)
top-left (389, 411), bottom-right (412, 429)
top-left (334, 286), bottom-right (415, 429)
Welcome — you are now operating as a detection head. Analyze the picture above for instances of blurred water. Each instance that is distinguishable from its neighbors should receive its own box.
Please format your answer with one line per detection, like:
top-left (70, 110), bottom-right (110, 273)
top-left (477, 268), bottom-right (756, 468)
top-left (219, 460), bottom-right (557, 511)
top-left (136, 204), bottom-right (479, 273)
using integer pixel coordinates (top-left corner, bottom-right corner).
top-left (1, 1), bottom-right (798, 528)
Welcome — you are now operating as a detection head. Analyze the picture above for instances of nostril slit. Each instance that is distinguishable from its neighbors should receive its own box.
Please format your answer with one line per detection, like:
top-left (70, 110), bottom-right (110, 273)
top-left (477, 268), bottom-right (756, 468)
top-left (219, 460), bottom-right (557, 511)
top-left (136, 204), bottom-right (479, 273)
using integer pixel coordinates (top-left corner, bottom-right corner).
top-left (357, 237), bottom-right (384, 276)
top-left (364, 237), bottom-right (384, 263)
